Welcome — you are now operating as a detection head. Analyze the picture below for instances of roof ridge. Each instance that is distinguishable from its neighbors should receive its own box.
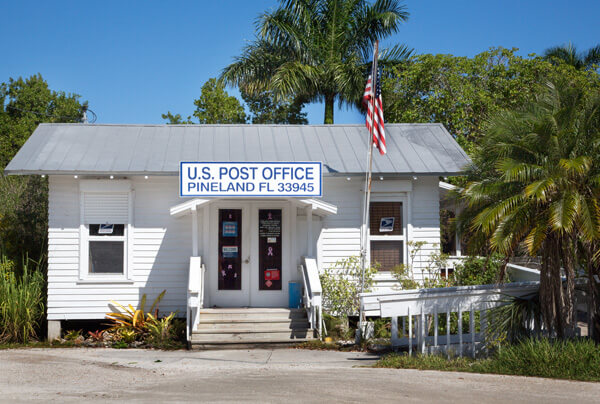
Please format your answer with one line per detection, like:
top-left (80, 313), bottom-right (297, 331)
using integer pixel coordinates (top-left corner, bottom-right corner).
top-left (37, 122), bottom-right (444, 128)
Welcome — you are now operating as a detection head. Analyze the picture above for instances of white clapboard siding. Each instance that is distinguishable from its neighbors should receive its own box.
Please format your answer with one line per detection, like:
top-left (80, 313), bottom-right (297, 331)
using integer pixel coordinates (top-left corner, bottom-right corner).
top-left (48, 174), bottom-right (443, 320)
top-left (410, 176), bottom-right (441, 280)
top-left (318, 178), bottom-right (363, 269)
top-left (47, 176), bottom-right (191, 320)
top-left (317, 176), bottom-right (441, 286)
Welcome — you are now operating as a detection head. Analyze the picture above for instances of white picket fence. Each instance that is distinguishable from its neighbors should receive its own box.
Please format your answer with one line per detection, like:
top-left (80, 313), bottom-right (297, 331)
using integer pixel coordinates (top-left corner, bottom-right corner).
top-left (360, 282), bottom-right (540, 357)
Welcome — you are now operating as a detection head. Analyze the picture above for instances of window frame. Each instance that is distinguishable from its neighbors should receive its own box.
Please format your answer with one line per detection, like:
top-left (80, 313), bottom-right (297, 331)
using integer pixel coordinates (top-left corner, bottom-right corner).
top-left (78, 180), bottom-right (134, 283)
top-left (87, 224), bottom-right (127, 275)
top-left (367, 194), bottom-right (409, 276)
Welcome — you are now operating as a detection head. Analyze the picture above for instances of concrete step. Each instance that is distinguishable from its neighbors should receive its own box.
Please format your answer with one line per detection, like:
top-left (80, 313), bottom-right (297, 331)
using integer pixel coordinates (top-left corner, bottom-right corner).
top-left (190, 339), bottom-right (313, 350)
top-left (198, 308), bottom-right (307, 322)
top-left (191, 329), bottom-right (315, 344)
top-left (197, 321), bottom-right (310, 331)
top-left (191, 308), bottom-right (313, 348)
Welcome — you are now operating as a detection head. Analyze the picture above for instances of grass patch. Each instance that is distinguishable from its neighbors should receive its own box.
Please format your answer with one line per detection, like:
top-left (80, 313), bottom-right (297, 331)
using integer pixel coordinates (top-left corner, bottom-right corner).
top-left (294, 339), bottom-right (368, 352)
top-left (375, 353), bottom-right (475, 371)
top-left (374, 338), bottom-right (600, 382)
top-left (0, 340), bottom-right (77, 350)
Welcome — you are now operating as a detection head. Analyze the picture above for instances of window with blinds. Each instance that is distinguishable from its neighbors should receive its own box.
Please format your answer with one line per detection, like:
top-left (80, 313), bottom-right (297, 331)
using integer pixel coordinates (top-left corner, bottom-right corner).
top-left (369, 201), bottom-right (404, 271)
top-left (83, 193), bottom-right (129, 224)
top-left (80, 185), bottom-right (131, 278)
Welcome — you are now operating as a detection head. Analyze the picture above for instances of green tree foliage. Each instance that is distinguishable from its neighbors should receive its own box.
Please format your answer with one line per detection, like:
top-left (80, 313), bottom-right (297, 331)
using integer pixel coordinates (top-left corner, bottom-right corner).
top-left (160, 111), bottom-right (193, 124)
top-left (162, 78), bottom-right (247, 124)
top-left (0, 74), bottom-right (84, 264)
top-left (0, 74), bottom-right (83, 168)
top-left (544, 42), bottom-right (600, 71)
top-left (221, 0), bottom-right (411, 124)
top-left (241, 90), bottom-right (307, 124)
top-left (193, 78), bottom-right (247, 124)
top-left (383, 48), bottom-right (598, 156)
top-left (456, 80), bottom-right (600, 339)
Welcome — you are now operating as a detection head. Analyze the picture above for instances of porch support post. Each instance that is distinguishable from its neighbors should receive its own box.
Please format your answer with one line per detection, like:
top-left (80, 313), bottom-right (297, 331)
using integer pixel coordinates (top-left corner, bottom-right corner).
top-left (305, 205), bottom-right (313, 257)
top-left (454, 206), bottom-right (462, 257)
top-left (192, 206), bottom-right (198, 257)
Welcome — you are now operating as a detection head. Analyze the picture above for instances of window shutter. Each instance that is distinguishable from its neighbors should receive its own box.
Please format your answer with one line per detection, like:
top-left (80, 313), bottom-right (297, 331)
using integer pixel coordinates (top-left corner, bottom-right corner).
top-left (83, 192), bottom-right (129, 224)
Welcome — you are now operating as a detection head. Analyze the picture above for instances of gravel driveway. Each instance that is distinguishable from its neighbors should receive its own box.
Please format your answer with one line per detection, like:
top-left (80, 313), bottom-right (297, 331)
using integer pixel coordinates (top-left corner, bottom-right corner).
top-left (1, 348), bottom-right (599, 403)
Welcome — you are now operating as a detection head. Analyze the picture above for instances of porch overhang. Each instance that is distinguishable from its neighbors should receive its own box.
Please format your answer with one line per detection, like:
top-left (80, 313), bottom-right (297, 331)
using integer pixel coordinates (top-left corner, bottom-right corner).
top-left (169, 197), bottom-right (337, 218)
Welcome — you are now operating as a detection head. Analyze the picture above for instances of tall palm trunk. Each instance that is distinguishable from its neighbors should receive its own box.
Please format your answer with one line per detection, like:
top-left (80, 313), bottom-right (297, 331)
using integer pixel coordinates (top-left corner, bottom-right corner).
top-left (540, 234), bottom-right (570, 337)
top-left (562, 234), bottom-right (577, 336)
top-left (586, 243), bottom-right (600, 342)
top-left (324, 94), bottom-right (334, 124)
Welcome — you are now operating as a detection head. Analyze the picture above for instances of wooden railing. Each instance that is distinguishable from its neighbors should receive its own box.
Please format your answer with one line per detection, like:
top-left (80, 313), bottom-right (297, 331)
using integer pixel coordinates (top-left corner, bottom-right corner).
top-left (298, 257), bottom-right (323, 338)
top-left (361, 281), bottom-right (540, 356)
top-left (186, 256), bottom-right (205, 343)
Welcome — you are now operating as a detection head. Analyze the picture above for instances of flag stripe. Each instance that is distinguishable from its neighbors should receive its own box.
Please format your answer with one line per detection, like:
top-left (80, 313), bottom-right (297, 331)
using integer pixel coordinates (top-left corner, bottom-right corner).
top-left (363, 70), bottom-right (386, 155)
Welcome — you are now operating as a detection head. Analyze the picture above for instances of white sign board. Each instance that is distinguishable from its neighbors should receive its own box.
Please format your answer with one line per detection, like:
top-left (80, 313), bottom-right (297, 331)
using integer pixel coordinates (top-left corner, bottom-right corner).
top-left (180, 162), bottom-right (322, 197)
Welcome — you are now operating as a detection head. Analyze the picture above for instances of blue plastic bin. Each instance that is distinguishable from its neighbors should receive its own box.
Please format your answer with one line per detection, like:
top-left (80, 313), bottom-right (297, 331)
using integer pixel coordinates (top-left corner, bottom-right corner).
top-left (288, 281), bottom-right (302, 309)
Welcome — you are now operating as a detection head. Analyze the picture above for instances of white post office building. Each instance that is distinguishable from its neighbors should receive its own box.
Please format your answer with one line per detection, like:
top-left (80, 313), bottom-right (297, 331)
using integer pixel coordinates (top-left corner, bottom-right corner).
top-left (5, 123), bottom-right (470, 346)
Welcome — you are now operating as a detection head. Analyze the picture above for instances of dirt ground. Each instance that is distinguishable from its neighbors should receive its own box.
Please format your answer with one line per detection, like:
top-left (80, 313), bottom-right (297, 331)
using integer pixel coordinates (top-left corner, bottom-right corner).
top-left (1, 347), bottom-right (599, 403)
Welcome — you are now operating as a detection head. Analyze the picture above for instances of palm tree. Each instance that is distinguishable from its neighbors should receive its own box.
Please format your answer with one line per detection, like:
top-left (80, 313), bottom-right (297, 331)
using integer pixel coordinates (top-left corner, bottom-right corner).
top-left (221, 0), bottom-right (412, 124)
top-left (457, 81), bottom-right (600, 338)
top-left (543, 42), bottom-right (600, 71)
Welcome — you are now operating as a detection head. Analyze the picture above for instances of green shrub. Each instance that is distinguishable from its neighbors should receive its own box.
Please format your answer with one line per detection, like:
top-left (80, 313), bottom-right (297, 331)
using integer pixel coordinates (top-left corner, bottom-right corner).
top-left (144, 312), bottom-right (184, 348)
top-left (320, 256), bottom-right (377, 317)
top-left (0, 256), bottom-right (45, 343)
top-left (323, 313), bottom-right (352, 340)
top-left (373, 318), bottom-right (391, 338)
top-left (473, 338), bottom-right (600, 381)
top-left (453, 254), bottom-right (508, 286)
top-left (375, 353), bottom-right (474, 371)
top-left (375, 338), bottom-right (600, 382)
top-left (391, 242), bottom-right (451, 289)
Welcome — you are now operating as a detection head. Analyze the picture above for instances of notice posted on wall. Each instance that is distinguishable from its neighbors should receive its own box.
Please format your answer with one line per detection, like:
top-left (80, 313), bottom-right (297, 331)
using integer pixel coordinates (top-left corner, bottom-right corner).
top-left (180, 162), bottom-right (322, 197)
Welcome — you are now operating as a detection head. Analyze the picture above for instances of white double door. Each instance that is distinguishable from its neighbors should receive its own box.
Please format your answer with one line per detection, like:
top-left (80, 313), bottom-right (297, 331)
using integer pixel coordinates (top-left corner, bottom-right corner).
top-left (207, 200), bottom-right (291, 308)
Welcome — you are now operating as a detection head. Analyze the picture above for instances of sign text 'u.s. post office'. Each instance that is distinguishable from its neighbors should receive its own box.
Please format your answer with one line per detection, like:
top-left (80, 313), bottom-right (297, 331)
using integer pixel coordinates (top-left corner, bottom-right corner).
top-left (180, 162), bottom-right (322, 197)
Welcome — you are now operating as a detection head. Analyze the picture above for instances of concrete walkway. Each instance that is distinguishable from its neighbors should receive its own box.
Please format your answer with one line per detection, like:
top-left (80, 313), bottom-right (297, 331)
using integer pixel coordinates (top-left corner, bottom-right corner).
top-left (1, 347), bottom-right (599, 403)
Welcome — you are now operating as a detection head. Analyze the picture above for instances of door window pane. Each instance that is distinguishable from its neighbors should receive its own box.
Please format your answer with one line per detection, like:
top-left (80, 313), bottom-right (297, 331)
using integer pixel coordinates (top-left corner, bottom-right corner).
top-left (218, 209), bottom-right (242, 290)
top-left (258, 209), bottom-right (282, 290)
top-left (89, 241), bottom-right (124, 274)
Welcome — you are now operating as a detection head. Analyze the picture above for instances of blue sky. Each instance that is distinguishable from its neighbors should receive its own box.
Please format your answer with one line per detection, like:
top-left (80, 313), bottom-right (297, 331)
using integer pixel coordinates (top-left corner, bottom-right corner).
top-left (1, 1), bottom-right (599, 125)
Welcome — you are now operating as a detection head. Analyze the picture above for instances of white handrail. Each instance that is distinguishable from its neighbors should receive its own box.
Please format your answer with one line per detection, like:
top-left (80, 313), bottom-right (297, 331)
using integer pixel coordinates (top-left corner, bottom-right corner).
top-left (186, 256), bottom-right (205, 343)
top-left (362, 281), bottom-right (541, 357)
top-left (299, 257), bottom-right (323, 338)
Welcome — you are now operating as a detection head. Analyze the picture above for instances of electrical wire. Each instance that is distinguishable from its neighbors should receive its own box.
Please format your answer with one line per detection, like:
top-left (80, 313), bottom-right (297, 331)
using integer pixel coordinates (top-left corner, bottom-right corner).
top-left (5, 105), bottom-right (97, 123)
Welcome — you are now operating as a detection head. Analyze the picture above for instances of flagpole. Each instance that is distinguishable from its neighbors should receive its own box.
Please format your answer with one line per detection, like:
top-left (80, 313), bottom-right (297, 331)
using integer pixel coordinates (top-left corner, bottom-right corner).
top-left (359, 40), bottom-right (378, 338)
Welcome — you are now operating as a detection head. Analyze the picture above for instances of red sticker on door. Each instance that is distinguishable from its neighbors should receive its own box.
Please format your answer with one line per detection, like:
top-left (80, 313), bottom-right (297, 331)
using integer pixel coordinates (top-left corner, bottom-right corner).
top-left (265, 280), bottom-right (273, 287)
top-left (264, 269), bottom-right (280, 280)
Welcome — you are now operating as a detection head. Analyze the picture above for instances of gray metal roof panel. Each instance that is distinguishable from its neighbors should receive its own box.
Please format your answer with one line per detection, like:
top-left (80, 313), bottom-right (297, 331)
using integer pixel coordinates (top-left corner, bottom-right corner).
top-left (4, 123), bottom-right (471, 176)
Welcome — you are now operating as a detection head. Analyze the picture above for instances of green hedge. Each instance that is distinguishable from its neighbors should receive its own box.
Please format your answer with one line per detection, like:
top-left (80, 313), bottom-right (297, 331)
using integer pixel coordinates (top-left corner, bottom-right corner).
top-left (375, 338), bottom-right (600, 382)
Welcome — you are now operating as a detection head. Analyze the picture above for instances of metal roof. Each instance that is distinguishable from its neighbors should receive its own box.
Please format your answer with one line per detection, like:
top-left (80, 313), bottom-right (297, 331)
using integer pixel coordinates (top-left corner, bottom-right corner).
top-left (4, 123), bottom-right (471, 176)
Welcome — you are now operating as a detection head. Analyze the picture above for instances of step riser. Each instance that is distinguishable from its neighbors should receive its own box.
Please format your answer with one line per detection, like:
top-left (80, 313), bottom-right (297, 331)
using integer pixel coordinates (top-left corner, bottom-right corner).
top-left (199, 314), bottom-right (308, 323)
top-left (191, 331), bottom-right (315, 343)
top-left (197, 322), bottom-right (310, 331)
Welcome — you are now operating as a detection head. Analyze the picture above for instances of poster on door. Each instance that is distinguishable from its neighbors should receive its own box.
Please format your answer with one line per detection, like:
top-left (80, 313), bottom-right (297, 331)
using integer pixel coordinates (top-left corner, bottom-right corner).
top-left (218, 209), bottom-right (242, 290)
top-left (259, 209), bottom-right (282, 290)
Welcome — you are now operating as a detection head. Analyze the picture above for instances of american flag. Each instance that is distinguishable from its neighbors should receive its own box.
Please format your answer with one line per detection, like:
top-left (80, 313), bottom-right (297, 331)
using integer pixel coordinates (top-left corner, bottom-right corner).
top-left (363, 68), bottom-right (386, 155)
